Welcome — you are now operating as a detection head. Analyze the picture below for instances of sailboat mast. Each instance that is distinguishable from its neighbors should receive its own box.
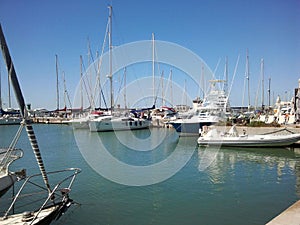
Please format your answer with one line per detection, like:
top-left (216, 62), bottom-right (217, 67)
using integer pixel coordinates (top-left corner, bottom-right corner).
top-left (246, 49), bottom-right (250, 111)
top-left (108, 5), bottom-right (113, 113)
top-left (170, 69), bottom-right (173, 106)
top-left (8, 67), bottom-right (11, 108)
top-left (0, 64), bottom-right (2, 109)
top-left (261, 58), bottom-right (264, 110)
top-left (80, 55), bottom-right (83, 110)
top-left (56, 54), bottom-right (59, 110)
top-left (152, 33), bottom-right (155, 104)
top-left (161, 70), bottom-right (164, 106)
top-left (0, 24), bottom-right (51, 193)
top-left (224, 56), bottom-right (228, 94)
top-left (124, 67), bottom-right (127, 109)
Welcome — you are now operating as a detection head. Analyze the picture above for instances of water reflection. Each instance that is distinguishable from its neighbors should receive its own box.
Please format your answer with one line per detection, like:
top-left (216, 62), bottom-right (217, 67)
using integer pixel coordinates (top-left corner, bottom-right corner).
top-left (198, 146), bottom-right (300, 197)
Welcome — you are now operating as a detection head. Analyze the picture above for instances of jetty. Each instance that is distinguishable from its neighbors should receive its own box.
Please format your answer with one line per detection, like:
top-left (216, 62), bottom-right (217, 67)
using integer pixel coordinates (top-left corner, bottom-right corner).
top-left (266, 200), bottom-right (300, 225)
top-left (32, 116), bottom-right (69, 124)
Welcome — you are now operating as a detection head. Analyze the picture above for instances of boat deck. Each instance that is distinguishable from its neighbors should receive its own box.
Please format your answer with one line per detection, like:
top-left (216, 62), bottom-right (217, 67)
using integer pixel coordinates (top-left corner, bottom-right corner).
top-left (266, 200), bottom-right (300, 225)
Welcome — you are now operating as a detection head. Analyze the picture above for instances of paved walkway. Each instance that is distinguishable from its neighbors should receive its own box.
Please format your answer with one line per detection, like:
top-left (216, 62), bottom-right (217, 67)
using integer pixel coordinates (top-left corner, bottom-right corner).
top-left (266, 200), bottom-right (300, 225)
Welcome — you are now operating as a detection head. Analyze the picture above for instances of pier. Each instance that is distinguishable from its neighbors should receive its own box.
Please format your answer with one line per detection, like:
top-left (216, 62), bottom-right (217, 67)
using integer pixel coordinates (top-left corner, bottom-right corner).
top-left (32, 117), bottom-right (69, 124)
top-left (266, 200), bottom-right (300, 225)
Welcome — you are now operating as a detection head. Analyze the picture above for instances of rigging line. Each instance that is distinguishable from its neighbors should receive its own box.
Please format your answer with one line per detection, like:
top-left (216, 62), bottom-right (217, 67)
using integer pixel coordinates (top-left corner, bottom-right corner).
top-left (93, 19), bottom-right (109, 108)
top-left (0, 123), bottom-right (24, 167)
top-left (62, 71), bottom-right (72, 109)
top-left (85, 38), bottom-right (97, 108)
top-left (226, 55), bottom-right (240, 108)
top-left (213, 58), bottom-right (221, 79)
top-left (114, 68), bottom-right (126, 105)
top-left (163, 69), bottom-right (172, 106)
top-left (254, 68), bottom-right (261, 109)
top-left (80, 61), bottom-right (93, 108)
top-left (153, 70), bottom-right (164, 106)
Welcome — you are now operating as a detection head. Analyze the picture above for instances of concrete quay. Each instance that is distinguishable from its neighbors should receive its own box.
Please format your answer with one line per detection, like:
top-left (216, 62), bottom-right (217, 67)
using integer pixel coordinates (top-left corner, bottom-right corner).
top-left (32, 116), bottom-right (69, 124)
top-left (266, 200), bottom-right (300, 225)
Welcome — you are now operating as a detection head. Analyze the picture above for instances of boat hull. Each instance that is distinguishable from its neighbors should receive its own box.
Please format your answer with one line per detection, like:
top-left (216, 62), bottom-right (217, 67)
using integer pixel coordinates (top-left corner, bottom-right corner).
top-left (89, 117), bottom-right (151, 132)
top-left (0, 200), bottom-right (72, 225)
top-left (198, 134), bottom-right (300, 147)
top-left (169, 121), bottom-right (214, 135)
top-left (0, 173), bottom-right (17, 197)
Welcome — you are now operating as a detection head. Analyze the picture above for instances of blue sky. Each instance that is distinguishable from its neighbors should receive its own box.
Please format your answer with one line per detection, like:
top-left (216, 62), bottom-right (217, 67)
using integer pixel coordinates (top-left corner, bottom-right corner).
top-left (0, 0), bottom-right (299, 109)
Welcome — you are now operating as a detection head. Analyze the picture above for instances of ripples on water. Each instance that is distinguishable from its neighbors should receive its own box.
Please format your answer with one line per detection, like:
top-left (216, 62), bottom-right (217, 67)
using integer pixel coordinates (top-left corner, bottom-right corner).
top-left (0, 125), bottom-right (299, 225)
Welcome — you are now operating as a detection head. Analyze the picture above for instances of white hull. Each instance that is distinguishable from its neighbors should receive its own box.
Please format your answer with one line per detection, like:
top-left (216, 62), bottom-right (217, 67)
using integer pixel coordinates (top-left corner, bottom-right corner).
top-left (0, 173), bottom-right (17, 197)
top-left (69, 113), bottom-right (103, 129)
top-left (198, 133), bottom-right (300, 147)
top-left (89, 116), bottom-right (151, 132)
top-left (0, 148), bottom-right (24, 197)
top-left (1, 202), bottom-right (65, 225)
top-left (69, 118), bottom-right (89, 129)
top-left (168, 115), bottom-right (219, 135)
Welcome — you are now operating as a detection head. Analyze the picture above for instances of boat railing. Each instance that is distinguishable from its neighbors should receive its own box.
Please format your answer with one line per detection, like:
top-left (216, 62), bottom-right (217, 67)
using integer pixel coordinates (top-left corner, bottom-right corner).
top-left (0, 148), bottom-right (23, 171)
top-left (2, 167), bottom-right (81, 220)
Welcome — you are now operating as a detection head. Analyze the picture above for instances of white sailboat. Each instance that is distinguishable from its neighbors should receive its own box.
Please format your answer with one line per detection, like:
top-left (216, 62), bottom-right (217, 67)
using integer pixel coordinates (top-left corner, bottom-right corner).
top-left (0, 146), bottom-right (25, 197)
top-left (89, 6), bottom-right (151, 132)
top-left (0, 63), bottom-right (22, 125)
top-left (0, 23), bottom-right (81, 224)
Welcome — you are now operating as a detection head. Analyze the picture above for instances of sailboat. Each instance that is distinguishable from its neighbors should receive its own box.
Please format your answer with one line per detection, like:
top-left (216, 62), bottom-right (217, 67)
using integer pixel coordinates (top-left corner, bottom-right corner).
top-left (0, 61), bottom-right (22, 125)
top-left (0, 146), bottom-right (25, 197)
top-left (0, 24), bottom-right (81, 224)
top-left (89, 6), bottom-right (151, 132)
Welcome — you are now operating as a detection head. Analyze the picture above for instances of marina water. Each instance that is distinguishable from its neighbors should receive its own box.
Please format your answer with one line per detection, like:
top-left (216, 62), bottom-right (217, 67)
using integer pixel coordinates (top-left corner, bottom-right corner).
top-left (0, 124), bottom-right (299, 225)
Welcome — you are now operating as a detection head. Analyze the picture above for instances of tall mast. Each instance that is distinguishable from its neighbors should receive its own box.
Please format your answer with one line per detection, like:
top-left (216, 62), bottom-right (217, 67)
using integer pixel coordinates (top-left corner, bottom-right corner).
top-left (161, 70), bottom-right (164, 106)
top-left (108, 5), bottom-right (113, 113)
top-left (268, 77), bottom-right (271, 108)
top-left (62, 71), bottom-right (67, 108)
top-left (246, 49), bottom-right (250, 111)
top-left (261, 58), bottom-right (264, 110)
top-left (55, 54), bottom-right (59, 110)
top-left (0, 24), bottom-right (51, 193)
top-left (152, 33), bottom-right (155, 104)
top-left (170, 69), bottom-right (173, 106)
top-left (124, 67), bottom-right (127, 109)
top-left (80, 55), bottom-right (83, 109)
top-left (202, 63), bottom-right (205, 99)
top-left (7, 66), bottom-right (11, 108)
top-left (224, 56), bottom-right (228, 94)
top-left (0, 63), bottom-right (2, 109)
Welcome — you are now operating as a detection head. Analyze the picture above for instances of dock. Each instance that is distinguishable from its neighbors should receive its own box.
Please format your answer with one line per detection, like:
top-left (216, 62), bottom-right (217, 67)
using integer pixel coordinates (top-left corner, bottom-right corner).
top-left (32, 117), bottom-right (69, 124)
top-left (266, 200), bottom-right (300, 225)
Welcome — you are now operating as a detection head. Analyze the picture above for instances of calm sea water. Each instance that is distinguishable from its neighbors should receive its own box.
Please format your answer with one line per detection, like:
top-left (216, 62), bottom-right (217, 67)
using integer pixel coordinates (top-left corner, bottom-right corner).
top-left (0, 124), bottom-right (300, 225)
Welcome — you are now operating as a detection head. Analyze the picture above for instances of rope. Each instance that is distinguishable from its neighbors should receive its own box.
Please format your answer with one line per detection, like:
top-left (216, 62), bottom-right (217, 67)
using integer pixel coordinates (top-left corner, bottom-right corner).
top-left (261, 128), bottom-right (294, 135)
top-left (0, 124), bottom-right (24, 168)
